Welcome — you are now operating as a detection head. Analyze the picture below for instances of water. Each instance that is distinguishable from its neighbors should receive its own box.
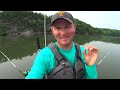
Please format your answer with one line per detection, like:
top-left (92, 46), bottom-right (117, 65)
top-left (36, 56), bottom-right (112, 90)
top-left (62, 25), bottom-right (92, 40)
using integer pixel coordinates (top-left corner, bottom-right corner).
top-left (0, 33), bottom-right (120, 79)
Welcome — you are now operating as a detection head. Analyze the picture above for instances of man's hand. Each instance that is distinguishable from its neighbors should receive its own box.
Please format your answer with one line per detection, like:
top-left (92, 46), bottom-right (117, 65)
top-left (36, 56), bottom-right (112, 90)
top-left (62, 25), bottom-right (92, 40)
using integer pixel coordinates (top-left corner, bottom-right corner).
top-left (84, 45), bottom-right (99, 66)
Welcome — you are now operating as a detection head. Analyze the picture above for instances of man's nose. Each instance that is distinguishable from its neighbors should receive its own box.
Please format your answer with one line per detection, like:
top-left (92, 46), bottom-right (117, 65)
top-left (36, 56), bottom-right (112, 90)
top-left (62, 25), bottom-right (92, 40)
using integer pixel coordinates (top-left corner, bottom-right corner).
top-left (60, 29), bottom-right (67, 35)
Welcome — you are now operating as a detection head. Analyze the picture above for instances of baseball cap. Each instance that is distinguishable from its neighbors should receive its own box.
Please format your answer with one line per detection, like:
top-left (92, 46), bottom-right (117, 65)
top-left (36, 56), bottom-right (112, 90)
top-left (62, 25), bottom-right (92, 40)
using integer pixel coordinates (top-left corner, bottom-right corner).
top-left (51, 11), bottom-right (75, 26)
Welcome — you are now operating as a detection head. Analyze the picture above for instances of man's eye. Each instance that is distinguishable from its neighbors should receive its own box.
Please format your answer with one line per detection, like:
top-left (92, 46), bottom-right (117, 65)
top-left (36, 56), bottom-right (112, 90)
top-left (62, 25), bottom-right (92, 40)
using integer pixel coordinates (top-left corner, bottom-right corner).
top-left (65, 25), bottom-right (70, 28)
top-left (56, 27), bottom-right (61, 29)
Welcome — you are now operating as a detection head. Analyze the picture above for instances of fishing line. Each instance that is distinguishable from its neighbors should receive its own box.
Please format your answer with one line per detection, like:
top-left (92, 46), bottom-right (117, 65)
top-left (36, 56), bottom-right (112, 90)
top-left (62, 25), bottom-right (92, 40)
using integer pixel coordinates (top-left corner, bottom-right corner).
top-left (97, 50), bottom-right (111, 67)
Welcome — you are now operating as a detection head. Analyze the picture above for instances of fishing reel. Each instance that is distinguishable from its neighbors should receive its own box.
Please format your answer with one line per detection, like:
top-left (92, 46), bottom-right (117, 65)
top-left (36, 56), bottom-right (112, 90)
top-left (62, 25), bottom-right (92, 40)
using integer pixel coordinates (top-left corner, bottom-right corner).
top-left (23, 71), bottom-right (29, 77)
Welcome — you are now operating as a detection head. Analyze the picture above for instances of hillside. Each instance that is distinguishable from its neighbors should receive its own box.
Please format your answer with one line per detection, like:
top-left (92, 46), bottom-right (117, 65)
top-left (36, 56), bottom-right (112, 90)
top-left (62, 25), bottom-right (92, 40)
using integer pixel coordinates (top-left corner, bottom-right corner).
top-left (0, 11), bottom-right (120, 37)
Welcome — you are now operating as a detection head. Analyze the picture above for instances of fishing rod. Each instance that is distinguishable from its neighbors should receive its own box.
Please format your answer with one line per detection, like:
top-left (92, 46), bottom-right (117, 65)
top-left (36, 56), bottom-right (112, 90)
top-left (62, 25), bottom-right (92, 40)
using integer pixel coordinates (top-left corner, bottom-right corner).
top-left (97, 50), bottom-right (111, 67)
top-left (37, 37), bottom-right (40, 51)
top-left (44, 14), bottom-right (46, 47)
top-left (0, 51), bottom-right (26, 77)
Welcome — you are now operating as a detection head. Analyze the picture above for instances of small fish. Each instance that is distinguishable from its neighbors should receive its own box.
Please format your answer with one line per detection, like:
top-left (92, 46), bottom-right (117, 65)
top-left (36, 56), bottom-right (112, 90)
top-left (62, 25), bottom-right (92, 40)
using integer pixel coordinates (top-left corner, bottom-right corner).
top-left (86, 49), bottom-right (89, 54)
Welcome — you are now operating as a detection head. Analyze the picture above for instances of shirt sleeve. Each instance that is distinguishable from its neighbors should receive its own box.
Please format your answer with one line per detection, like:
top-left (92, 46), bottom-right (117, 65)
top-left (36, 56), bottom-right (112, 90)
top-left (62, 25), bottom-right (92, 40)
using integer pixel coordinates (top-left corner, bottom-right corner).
top-left (80, 45), bottom-right (98, 79)
top-left (25, 50), bottom-right (47, 79)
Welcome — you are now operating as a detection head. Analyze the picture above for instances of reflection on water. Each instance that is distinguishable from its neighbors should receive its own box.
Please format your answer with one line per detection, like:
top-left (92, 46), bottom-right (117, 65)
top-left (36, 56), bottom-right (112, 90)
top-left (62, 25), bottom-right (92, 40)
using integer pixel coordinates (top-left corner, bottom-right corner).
top-left (0, 52), bottom-right (37, 79)
top-left (0, 33), bottom-right (120, 79)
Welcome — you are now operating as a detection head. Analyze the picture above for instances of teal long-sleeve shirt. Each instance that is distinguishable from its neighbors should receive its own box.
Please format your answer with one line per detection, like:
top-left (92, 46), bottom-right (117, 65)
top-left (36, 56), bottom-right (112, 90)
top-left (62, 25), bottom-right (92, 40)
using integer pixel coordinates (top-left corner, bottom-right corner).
top-left (25, 42), bottom-right (98, 79)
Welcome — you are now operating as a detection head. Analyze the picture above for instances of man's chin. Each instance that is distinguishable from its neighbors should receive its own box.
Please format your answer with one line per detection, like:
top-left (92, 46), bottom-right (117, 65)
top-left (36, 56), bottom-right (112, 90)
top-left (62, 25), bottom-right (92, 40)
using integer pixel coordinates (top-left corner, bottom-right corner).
top-left (61, 42), bottom-right (71, 46)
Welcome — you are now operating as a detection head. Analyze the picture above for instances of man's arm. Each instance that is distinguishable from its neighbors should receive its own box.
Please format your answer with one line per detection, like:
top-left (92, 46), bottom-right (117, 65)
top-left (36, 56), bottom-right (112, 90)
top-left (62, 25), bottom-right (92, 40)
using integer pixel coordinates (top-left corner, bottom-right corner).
top-left (84, 64), bottom-right (98, 79)
top-left (25, 51), bottom-right (47, 79)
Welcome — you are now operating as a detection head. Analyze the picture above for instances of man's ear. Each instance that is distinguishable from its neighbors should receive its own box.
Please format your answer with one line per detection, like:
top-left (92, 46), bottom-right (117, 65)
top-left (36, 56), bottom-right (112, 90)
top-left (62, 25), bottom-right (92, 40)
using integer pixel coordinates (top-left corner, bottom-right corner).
top-left (51, 27), bottom-right (53, 32)
top-left (74, 24), bottom-right (77, 31)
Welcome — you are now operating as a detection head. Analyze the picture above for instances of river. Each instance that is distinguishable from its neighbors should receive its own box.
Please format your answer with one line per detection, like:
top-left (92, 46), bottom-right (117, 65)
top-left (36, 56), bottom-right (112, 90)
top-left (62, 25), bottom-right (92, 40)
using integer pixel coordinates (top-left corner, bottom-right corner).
top-left (0, 33), bottom-right (120, 79)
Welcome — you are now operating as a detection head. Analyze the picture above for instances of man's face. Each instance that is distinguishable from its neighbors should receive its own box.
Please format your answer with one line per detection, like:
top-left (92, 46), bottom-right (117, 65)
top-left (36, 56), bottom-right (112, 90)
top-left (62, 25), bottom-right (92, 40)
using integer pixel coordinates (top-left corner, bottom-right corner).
top-left (51, 18), bottom-right (76, 46)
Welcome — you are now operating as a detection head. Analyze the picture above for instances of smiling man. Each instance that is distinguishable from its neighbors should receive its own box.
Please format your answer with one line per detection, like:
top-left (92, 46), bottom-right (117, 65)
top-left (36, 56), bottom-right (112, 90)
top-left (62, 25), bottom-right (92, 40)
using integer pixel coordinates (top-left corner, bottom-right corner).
top-left (25, 11), bottom-right (99, 79)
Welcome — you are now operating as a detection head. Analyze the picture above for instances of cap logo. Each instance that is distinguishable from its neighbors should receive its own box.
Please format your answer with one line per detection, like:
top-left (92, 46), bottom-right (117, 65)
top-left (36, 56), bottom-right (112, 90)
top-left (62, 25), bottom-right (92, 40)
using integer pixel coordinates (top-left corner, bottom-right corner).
top-left (58, 11), bottom-right (64, 16)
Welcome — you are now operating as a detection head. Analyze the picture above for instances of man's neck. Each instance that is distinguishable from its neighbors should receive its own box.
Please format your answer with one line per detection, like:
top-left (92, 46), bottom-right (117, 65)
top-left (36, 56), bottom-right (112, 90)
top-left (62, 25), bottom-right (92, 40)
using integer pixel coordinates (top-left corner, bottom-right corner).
top-left (57, 42), bottom-right (73, 50)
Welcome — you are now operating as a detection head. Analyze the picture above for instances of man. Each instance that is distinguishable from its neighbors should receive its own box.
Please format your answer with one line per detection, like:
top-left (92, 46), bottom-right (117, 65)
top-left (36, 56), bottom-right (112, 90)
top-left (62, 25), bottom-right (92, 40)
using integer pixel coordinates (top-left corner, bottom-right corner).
top-left (25, 11), bottom-right (99, 79)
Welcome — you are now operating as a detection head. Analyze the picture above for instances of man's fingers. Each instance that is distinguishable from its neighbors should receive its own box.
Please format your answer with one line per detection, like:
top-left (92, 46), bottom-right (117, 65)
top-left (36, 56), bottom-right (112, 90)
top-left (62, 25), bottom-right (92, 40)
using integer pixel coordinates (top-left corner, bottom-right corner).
top-left (85, 45), bottom-right (99, 53)
top-left (85, 46), bottom-right (98, 50)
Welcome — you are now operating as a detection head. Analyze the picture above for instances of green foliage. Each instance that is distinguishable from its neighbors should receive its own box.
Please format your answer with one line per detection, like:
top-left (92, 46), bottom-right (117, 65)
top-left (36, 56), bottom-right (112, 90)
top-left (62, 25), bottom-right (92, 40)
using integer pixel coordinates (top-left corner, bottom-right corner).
top-left (0, 11), bottom-right (45, 34)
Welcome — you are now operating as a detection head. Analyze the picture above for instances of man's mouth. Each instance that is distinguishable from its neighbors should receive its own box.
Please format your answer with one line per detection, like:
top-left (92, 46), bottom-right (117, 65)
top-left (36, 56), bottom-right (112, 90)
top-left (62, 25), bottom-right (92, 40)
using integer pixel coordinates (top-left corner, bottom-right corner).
top-left (60, 36), bottom-right (69, 41)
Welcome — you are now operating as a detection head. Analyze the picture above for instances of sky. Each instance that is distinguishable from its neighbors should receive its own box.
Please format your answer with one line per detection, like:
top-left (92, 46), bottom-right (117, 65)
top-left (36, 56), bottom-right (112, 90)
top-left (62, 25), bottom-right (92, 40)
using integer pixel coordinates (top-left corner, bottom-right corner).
top-left (33, 11), bottom-right (120, 30)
